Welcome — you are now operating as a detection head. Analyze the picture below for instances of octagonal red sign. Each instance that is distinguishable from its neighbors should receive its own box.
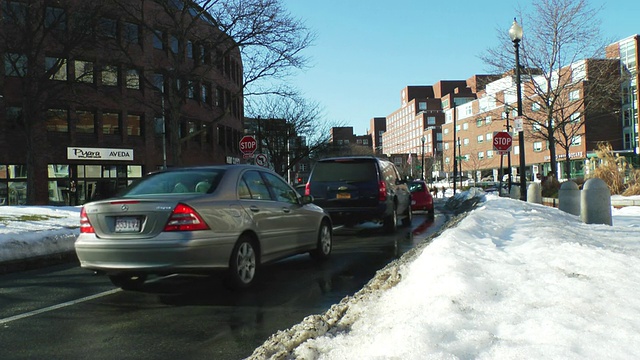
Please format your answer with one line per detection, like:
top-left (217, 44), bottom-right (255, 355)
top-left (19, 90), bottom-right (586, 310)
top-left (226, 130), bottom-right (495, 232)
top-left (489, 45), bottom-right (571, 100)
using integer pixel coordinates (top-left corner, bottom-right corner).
top-left (493, 131), bottom-right (513, 152)
top-left (239, 135), bottom-right (257, 155)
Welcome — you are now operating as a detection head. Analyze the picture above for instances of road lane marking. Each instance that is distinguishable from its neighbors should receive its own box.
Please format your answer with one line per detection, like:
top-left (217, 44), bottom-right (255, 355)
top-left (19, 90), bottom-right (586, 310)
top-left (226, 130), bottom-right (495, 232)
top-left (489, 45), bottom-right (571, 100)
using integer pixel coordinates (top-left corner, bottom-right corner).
top-left (0, 288), bottom-right (121, 325)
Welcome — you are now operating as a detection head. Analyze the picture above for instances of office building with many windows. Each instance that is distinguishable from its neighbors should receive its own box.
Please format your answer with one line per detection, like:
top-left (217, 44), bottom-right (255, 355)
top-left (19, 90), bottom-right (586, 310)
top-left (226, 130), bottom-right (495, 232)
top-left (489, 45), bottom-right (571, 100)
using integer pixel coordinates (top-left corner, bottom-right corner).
top-left (0, 0), bottom-right (243, 205)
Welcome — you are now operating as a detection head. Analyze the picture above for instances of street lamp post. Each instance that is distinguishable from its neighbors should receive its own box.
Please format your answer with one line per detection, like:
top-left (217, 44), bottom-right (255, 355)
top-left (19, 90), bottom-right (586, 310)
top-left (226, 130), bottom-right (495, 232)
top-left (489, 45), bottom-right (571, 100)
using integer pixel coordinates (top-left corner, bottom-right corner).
top-left (510, 18), bottom-right (526, 201)
top-left (421, 136), bottom-right (426, 180)
top-left (452, 103), bottom-right (458, 194)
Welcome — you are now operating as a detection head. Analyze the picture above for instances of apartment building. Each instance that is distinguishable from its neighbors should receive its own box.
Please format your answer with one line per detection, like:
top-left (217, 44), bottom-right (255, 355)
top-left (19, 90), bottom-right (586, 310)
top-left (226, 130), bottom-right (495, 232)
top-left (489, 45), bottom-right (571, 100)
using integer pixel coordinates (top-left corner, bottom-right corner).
top-left (0, 0), bottom-right (243, 205)
top-left (440, 58), bottom-right (622, 182)
top-left (606, 35), bottom-right (639, 159)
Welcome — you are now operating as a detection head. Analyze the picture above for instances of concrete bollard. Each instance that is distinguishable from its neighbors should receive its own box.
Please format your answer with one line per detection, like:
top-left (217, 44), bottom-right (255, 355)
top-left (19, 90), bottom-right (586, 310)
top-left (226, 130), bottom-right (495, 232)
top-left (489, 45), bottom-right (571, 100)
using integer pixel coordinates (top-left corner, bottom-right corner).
top-left (509, 185), bottom-right (520, 200)
top-left (527, 182), bottom-right (542, 203)
top-left (581, 178), bottom-right (612, 225)
top-left (558, 181), bottom-right (580, 216)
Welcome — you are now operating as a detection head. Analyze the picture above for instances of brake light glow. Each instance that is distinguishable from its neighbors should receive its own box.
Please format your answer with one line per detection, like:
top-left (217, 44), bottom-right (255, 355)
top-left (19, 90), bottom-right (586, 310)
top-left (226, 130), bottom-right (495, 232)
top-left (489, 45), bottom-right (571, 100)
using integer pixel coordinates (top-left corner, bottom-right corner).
top-left (163, 203), bottom-right (210, 231)
top-left (378, 181), bottom-right (387, 201)
top-left (80, 207), bottom-right (95, 233)
top-left (304, 182), bottom-right (310, 196)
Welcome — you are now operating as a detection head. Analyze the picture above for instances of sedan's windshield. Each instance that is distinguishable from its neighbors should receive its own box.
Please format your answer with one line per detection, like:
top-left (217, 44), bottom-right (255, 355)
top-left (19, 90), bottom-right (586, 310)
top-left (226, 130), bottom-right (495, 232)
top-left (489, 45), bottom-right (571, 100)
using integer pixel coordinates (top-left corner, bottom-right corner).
top-left (122, 169), bottom-right (225, 196)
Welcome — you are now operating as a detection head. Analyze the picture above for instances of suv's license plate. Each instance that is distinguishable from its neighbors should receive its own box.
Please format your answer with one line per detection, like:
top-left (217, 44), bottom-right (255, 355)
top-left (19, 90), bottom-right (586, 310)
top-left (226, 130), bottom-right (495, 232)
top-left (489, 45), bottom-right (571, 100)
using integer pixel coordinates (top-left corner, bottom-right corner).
top-left (115, 217), bottom-right (141, 233)
top-left (336, 193), bottom-right (351, 199)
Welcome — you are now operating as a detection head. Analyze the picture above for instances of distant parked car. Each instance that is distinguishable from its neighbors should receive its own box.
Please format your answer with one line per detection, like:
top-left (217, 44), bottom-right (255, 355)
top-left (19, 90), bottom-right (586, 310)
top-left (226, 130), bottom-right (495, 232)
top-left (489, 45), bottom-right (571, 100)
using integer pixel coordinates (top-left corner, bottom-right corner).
top-left (408, 180), bottom-right (434, 217)
top-left (305, 156), bottom-right (412, 233)
top-left (75, 165), bottom-right (333, 290)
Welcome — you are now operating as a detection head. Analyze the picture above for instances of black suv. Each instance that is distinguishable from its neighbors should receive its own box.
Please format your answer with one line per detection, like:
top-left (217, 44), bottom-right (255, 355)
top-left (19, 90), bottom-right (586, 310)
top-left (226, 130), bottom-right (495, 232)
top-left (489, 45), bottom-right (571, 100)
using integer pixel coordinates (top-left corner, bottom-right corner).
top-left (305, 156), bottom-right (412, 233)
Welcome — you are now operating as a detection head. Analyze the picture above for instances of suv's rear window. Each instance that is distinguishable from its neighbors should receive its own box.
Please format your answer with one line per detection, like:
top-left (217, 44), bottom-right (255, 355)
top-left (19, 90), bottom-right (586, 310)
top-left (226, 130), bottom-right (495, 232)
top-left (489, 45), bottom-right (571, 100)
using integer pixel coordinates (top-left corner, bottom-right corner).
top-left (312, 160), bottom-right (377, 182)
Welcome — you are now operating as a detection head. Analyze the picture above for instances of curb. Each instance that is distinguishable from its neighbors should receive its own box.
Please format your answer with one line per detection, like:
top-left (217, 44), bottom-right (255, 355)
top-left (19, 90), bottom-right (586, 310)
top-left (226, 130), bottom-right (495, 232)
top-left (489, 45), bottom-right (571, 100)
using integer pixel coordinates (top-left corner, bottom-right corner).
top-left (0, 251), bottom-right (78, 275)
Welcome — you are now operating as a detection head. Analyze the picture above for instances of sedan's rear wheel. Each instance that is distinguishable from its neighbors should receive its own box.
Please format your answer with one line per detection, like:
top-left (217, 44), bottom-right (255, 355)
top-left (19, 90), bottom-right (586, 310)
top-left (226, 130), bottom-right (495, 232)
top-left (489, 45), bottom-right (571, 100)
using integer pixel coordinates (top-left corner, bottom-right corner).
top-left (310, 220), bottom-right (332, 261)
top-left (226, 235), bottom-right (258, 289)
top-left (109, 274), bottom-right (147, 291)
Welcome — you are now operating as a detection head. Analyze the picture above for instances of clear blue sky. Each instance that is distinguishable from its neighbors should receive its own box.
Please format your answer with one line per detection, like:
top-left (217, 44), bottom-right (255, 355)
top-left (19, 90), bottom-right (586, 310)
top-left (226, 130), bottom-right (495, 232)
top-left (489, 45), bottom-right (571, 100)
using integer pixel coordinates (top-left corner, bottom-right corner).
top-left (280, 0), bottom-right (640, 135)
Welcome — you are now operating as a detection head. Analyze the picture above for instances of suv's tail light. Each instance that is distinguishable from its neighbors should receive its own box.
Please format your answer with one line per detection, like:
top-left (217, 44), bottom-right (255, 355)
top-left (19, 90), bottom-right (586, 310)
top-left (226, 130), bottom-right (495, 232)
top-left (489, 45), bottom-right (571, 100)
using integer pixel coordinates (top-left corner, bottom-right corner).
top-left (80, 207), bottom-right (95, 233)
top-left (164, 203), bottom-right (210, 231)
top-left (378, 181), bottom-right (387, 201)
top-left (304, 182), bottom-right (310, 196)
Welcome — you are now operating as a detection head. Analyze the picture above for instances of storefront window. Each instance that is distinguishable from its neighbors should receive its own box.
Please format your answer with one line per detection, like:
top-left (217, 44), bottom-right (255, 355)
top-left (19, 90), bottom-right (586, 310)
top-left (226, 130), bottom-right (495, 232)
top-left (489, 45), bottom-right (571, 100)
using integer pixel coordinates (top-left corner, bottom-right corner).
top-left (8, 165), bottom-right (27, 178)
top-left (128, 165), bottom-right (142, 178)
top-left (48, 164), bottom-right (69, 177)
top-left (0, 183), bottom-right (7, 205)
top-left (8, 181), bottom-right (26, 205)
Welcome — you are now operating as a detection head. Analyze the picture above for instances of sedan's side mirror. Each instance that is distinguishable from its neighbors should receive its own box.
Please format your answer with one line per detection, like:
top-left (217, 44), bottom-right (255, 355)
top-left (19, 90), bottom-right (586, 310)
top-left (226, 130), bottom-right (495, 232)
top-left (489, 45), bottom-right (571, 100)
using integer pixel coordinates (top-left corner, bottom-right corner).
top-left (300, 195), bottom-right (314, 204)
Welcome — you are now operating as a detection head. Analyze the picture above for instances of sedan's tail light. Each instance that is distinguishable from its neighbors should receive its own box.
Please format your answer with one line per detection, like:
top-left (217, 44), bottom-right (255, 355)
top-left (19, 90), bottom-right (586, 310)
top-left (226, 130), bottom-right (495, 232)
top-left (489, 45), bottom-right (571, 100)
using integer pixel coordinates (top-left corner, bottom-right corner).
top-left (80, 207), bottom-right (95, 233)
top-left (378, 181), bottom-right (387, 201)
top-left (164, 204), bottom-right (210, 231)
top-left (304, 182), bottom-right (310, 196)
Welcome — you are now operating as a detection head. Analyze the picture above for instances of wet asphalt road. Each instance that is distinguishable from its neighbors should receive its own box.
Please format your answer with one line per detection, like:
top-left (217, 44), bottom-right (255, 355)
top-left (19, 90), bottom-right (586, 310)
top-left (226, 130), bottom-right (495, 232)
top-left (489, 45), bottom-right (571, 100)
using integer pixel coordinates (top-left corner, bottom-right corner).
top-left (0, 211), bottom-right (447, 360)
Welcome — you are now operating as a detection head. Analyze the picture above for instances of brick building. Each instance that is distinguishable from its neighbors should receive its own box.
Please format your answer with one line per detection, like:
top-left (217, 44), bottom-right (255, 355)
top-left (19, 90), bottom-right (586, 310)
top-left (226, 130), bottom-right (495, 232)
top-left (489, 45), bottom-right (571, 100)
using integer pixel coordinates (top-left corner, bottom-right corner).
top-left (0, 0), bottom-right (243, 205)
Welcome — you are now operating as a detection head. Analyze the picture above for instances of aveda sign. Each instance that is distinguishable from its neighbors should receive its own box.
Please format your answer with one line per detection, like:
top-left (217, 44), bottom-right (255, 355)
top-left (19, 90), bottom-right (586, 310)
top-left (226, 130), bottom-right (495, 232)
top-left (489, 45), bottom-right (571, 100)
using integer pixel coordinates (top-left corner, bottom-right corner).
top-left (67, 147), bottom-right (134, 161)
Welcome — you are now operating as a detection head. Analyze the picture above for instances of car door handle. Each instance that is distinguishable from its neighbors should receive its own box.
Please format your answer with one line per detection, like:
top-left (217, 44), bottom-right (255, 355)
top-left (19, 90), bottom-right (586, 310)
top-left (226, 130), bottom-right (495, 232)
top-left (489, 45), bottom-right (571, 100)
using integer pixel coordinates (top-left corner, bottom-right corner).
top-left (249, 205), bottom-right (260, 212)
top-left (282, 207), bottom-right (291, 213)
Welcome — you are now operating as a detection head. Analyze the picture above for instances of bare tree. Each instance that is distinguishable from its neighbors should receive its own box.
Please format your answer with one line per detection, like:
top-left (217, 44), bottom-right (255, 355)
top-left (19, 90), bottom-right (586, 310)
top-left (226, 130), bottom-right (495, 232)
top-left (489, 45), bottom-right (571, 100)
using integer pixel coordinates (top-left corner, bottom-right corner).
top-left (482, 0), bottom-right (621, 180)
top-left (0, 1), bottom-right (107, 204)
top-left (244, 95), bottom-right (337, 178)
top-left (110, 0), bottom-right (315, 166)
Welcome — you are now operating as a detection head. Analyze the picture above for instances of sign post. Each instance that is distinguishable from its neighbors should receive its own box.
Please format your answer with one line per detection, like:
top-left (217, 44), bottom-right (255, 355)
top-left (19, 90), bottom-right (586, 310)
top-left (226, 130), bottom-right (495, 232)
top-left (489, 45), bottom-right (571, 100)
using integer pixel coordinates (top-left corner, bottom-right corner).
top-left (239, 135), bottom-right (257, 158)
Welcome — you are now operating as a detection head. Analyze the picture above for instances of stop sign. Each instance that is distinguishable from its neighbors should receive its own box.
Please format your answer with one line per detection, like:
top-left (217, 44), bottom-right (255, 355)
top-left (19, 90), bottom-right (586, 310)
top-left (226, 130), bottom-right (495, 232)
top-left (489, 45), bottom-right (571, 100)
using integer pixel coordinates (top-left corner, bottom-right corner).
top-left (239, 135), bottom-right (257, 156)
top-left (493, 131), bottom-right (513, 152)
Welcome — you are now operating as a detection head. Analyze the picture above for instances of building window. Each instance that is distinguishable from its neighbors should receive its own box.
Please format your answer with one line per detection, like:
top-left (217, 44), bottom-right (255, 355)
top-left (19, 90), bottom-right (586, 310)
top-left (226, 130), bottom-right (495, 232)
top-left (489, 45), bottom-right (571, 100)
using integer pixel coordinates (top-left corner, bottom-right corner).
top-left (477, 135), bottom-right (483, 143)
top-left (127, 114), bottom-right (141, 136)
top-left (533, 142), bottom-right (543, 152)
top-left (170, 35), bottom-right (179, 54)
top-left (486, 133), bottom-right (492, 141)
top-left (123, 22), bottom-right (140, 44)
top-left (45, 7), bottom-right (66, 30)
top-left (103, 112), bottom-right (120, 135)
top-left (75, 60), bottom-right (94, 83)
top-left (45, 57), bottom-right (67, 81)
top-left (478, 151), bottom-right (484, 159)
top-left (463, 138), bottom-right (469, 146)
top-left (46, 109), bottom-right (69, 132)
top-left (187, 41), bottom-right (193, 59)
top-left (476, 118), bottom-right (483, 127)
top-left (418, 102), bottom-right (427, 111)
top-left (571, 136), bottom-right (582, 146)
top-left (76, 110), bottom-right (95, 134)
top-left (125, 69), bottom-right (140, 89)
top-left (532, 102), bottom-right (541, 111)
top-left (99, 17), bottom-right (117, 38)
top-left (485, 116), bottom-right (492, 125)
top-left (569, 90), bottom-right (580, 101)
top-left (462, 123), bottom-right (469, 130)
top-left (101, 65), bottom-right (118, 86)
top-left (5, 53), bottom-right (27, 77)
top-left (153, 30), bottom-right (164, 50)
top-left (443, 128), bottom-right (449, 135)
top-left (201, 83), bottom-right (211, 104)
top-left (5, 107), bottom-right (22, 131)
top-left (187, 81), bottom-right (195, 99)
top-left (487, 150), bottom-right (494, 158)
top-left (2, 1), bottom-right (27, 25)
top-left (427, 116), bottom-right (436, 125)
top-left (570, 112), bottom-right (581, 123)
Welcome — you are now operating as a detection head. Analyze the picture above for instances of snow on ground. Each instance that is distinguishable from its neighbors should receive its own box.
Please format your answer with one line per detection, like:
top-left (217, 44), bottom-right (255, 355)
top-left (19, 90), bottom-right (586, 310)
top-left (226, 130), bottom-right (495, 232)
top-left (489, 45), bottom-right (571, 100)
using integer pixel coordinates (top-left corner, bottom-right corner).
top-left (1, 195), bottom-right (640, 359)
top-left (249, 194), bottom-right (640, 360)
top-left (0, 206), bottom-right (80, 262)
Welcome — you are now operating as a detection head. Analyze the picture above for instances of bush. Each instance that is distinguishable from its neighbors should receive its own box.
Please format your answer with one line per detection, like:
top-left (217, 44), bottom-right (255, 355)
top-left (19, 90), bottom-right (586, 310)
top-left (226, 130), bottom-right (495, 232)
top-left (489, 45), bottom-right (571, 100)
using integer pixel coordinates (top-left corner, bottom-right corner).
top-left (588, 142), bottom-right (637, 195)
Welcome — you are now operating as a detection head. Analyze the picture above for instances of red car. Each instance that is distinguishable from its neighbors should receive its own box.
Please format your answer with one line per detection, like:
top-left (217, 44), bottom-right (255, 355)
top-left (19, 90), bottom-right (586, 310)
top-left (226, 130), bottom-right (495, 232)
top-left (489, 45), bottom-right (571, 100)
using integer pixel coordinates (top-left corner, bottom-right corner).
top-left (409, 180), bottom-right (434, 217)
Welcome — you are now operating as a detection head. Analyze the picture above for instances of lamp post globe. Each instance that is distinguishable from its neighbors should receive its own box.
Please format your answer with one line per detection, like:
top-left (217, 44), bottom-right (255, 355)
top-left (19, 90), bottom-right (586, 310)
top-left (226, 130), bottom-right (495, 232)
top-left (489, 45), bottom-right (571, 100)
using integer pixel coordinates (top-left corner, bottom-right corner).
top-left (510, 18), bottom-right (527, 201)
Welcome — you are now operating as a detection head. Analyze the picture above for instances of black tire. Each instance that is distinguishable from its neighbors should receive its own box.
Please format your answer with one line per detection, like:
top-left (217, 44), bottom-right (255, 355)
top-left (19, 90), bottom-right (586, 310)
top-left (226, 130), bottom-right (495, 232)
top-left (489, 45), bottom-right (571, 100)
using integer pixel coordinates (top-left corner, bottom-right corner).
top-left (383, 207), bottom-right (397, 233)
top-left (401, 205), bottom-right (412, 227)
top-left (109, 274), bottom-right (147, 291)
top-left (226, 235), bottom-right (259, 289)
top-left (427, 208), bottom-right (435, 219)
top-left (310, 220), bottom-right (332, 261)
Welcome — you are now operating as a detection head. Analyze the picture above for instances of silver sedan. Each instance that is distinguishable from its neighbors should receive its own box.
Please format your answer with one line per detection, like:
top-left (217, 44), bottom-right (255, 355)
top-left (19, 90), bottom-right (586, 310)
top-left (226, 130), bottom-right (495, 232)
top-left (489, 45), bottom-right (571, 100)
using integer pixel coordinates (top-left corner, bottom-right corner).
top-left (75, 165), bottom-right (333, 290)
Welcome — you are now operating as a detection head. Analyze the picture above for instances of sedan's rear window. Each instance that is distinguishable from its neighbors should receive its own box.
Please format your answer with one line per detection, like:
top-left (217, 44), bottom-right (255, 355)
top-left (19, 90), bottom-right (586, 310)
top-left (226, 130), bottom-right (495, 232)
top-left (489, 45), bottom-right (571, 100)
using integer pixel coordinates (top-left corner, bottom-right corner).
top-left (122, 169), bottom-right (225, 196)
top-left (312, 161), bottom-right (377, 182)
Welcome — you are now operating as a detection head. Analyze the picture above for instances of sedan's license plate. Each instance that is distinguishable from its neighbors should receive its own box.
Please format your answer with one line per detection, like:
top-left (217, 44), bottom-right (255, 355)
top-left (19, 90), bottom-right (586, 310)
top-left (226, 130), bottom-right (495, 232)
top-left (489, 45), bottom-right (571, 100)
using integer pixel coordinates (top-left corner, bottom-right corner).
top-left (336, 193), bottom-right (351, 199)
top-left (115, 217), bottom-right (140, 233)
